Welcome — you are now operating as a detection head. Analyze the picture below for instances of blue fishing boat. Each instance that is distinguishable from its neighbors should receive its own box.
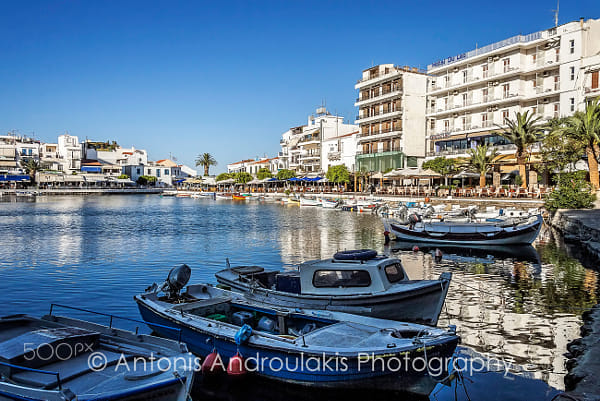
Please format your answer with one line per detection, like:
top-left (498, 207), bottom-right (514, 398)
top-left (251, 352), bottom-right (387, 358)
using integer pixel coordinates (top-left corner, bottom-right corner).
top-left (135, 266), bottom-right (459, 396)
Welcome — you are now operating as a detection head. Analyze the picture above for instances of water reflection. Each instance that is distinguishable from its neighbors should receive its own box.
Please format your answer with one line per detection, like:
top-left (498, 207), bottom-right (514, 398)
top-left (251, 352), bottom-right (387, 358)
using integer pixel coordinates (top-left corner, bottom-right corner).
top-left (0, 196), bottom-right (596, 400)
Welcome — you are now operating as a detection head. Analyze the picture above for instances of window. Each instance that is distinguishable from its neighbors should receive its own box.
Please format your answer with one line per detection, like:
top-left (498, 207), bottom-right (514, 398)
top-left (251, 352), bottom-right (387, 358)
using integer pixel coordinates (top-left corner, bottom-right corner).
top-left (462, 93), bottom-right (467, 106)
top-left (157, 169), bottom-right (161, 177)
top-left (482, 64), bottom-right (488, 78)
top-left (481, 113), bottom-right (488, 126)
top-left (570, 66), bottom-right (575, 81)
top-left (593, 71), bottom-right (599, 89)
top-left (570, 98), bottom-right (575, 112)
top-left (482, 88), bottom-right (488, 102)
top-left (312, 270), bottom-right (371, 288)
top-left (444, 120), bottom-right (450, 131)
top-left (503, 58), bottom-right (510, 73)
top-left (462, 70), bottom-right (468, 83)
top-left (554, 103), bottom-right (560, 118)
top-left (384, 263), bottom-right (405, 283)
top-left (165, 169), bottom-right (169, 175)
top-left (502, 109), bottom-right (509, 121)
top-left (136, 168), bottom-right (141, 175)
top-left (570, 39), bottom-right (575, 54)
top-left (555, 48), bottom-right (560, 62)
top-left (554, 75), bottom-right (560, 90)
top-left (430, 119), bottom-right (435, 130)
top-left (502, 83), bottom-right (510, 98)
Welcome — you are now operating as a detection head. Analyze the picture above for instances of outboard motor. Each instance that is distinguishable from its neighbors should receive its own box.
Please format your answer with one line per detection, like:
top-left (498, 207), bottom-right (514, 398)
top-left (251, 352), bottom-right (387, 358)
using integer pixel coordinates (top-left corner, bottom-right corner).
top-left (161, 264), bottom-right (191, 299)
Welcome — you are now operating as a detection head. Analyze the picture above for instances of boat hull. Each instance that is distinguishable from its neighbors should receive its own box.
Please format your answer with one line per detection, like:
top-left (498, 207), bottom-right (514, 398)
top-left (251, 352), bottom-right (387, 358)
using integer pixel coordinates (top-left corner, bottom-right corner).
top-left (383, 215), bottom-right (543, 245)
top-left (215, 272), bottom-right (451, 326)
top-left (136, 299), bottom-right (458, 395)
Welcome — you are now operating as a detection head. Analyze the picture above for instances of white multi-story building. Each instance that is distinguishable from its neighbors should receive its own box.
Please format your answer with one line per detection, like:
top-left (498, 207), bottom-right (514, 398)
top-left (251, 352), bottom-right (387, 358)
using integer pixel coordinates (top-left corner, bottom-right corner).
top-left (354, 65), bottom-right (428, 172)
top-left (425, 17), bottom-right (600, 159)
top-left (280, 107), bottom-right (358, 174)
top-left (57, 134), bottom-right (81, 173)
top-left (227, 159), bottom-right (255, 174)
top-left (322, 131), bottom-right (359, 173)
top-left (82, 141), bottom-right (148, 166)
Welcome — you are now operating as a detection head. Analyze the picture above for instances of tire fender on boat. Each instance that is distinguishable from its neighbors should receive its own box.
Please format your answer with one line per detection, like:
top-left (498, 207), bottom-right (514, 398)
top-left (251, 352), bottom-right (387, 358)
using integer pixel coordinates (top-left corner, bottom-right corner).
top-left (333, 249), bottom-right (377, 261)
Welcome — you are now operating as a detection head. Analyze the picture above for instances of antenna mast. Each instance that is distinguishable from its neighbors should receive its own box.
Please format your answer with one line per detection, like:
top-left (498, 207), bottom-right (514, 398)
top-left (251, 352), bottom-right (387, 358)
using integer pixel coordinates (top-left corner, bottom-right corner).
top-left (553, 0), bottom-right (559, 27)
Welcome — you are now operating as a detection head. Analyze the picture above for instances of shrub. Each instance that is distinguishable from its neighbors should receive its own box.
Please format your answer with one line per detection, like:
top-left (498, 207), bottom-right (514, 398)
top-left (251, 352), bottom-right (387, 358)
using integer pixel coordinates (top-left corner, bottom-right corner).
top-left (545, 171), bottom-right (596, 211)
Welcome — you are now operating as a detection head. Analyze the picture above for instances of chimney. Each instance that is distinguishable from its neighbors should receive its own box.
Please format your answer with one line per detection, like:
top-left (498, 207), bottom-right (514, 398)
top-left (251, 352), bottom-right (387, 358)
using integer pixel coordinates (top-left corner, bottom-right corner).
top-left (580, 17), bottom-right (584, 29)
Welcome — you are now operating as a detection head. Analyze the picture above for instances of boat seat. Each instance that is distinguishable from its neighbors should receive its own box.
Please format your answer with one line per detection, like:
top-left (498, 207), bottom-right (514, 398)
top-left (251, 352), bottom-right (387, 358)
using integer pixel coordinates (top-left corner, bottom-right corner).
top-left (231, 266), bottom-right (264, 275)
top-left (10, 350), bottom-right (123, 389)
top-left (171, 296), bottom-right (232, 311)
top-left (300, 322), bottom-right (379, 348)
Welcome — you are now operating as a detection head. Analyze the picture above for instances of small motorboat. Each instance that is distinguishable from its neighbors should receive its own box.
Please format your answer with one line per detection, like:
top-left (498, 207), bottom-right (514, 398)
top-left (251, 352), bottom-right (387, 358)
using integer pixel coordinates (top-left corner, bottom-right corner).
top-left (321, 198), bottom-right (339, 209)
top-left (135, 265), bottom-right (459, 396)
top-left (383, 214), bottom-right (543, 245)
top-left (215, 250), bottom-right (451, 326)
top-left (299, 197), bottom-right (321, 207)
top-left (0, 309), bottom-right (196, 401)
top-left (216, 193), bottom-right (232, 199)
top-left (232, 194), bottom-right (246, 200)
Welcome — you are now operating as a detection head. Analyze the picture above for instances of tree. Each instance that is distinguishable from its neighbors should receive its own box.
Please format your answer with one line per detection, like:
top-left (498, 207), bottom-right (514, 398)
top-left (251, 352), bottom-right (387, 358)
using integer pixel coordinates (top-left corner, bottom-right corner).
top-left (556, 99), bottom-right (600, 189)
top-left (137, 175), bottom-right (157, 186)
top-left (540, 117), bottom-right (585, 177)
top-left (195, 153), bottom-right (217, 176)
top-left (276, 169), bottom-right (296, 180)
top-left (545, 171), bottom-right (596, 211)
top-left (422, 157), bottom-right (457, 186)
top-left (216, 173), bottom-right (232, 181)
top-left (233, 172), bottom-right (252, 184)
top-left (256, 168), bottom-right (273, 180)
top-left (326, 165), bottom-right (350, 184)
top-left (117, 174), bottom-right (130, 179)
top-left (494, 110), bottom-right (545, 187)
top-left (19, 158), bottom-right (41, 185)
top-left (467, 144), bottom-right (498, 187)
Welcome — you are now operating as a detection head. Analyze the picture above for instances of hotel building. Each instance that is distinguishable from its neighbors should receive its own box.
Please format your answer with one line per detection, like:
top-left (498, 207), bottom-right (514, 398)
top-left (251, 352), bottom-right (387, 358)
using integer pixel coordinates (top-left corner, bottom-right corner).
top-left (354, 64), bottom-right (428, 172)
top-left (425, 17), bottom-right (600, 160)
top-left (279, 107), bottom-right (358, 174)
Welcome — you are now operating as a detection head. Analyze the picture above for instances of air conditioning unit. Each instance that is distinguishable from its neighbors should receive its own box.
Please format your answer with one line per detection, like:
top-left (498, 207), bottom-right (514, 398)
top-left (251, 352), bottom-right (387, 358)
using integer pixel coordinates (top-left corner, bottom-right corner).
top-left (453, 67), bottom-right (459, 72)
top-left (543, 98), bottom-right (549, 103)
top-left (453, 113), bottom-right (459, 118)
top-left (487, 107), bottom-right (494, 112)
top-left (488, 82), bottom-right (494, 87)
top-left (493, 81), bottom-right (500, 86)
top-left (543, 71), bottom-right (549, 77)
top-left (488, 57), bottom-right (494, 63)
top-left (493, 56), bottom-right (500, 61)
top-left (453, 90), bottom-right (459, 95)
top-left (493, 106), bottom-right (499, 111)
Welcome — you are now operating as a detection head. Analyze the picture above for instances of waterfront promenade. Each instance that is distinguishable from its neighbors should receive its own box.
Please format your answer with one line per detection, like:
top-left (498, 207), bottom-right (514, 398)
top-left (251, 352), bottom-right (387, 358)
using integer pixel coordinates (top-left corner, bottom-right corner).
top-left (0, 188), bottom-right (163, 195)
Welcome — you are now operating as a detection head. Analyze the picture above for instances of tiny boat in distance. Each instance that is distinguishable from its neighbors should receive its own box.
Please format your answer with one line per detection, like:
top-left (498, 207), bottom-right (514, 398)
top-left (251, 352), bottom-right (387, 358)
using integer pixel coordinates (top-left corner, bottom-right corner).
top-left (216, 250), bottom-right (451, 326)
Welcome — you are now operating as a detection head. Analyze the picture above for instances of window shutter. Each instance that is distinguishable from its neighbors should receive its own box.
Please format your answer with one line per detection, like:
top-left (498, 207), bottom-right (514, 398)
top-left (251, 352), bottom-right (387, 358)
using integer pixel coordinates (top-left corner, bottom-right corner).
top-left (592, 71), bottom-right (599, 89)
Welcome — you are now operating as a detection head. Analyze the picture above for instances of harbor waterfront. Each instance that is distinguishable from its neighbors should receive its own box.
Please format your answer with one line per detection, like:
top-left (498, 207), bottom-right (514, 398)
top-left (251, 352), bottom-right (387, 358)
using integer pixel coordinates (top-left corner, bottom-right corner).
top-left (0, 194), bottom-right (598, 400)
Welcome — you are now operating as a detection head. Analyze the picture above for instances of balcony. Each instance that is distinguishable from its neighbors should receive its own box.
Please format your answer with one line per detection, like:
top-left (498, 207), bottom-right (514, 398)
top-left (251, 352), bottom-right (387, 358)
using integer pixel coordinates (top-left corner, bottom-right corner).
top-left (356, 108), bottom-right (403, 124)
top-left (355, 88), bottom-right (403, 106)
top-left (585, 86), bottom-right (600, 97)
top-left (327, 151), bottom-right (341, 161)
top-left (356, 149), bottom-right (404, 158)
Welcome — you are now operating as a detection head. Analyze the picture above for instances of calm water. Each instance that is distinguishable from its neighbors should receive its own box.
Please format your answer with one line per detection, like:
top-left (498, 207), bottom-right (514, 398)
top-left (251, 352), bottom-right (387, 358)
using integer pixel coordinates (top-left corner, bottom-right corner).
top-left (0, 195), bottom-right (597, 401)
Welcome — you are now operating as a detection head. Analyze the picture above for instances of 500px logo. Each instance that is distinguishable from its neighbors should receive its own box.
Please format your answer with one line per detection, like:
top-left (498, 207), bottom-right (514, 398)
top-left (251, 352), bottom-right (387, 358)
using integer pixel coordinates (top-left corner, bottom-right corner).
top-left (23, 342), bottom-right (95, 362)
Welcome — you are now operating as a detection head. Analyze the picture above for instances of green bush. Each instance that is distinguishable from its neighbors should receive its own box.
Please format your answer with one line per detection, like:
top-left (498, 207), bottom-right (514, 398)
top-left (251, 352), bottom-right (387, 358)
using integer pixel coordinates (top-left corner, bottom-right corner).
top-left (118, 174), bottom-right (129, 179)
top-left (514, 175), bottom-right (523, 186)
top-left (545, 171), bottom-right (596, 211)
top-left (137, 175), bottom-right (157, 186)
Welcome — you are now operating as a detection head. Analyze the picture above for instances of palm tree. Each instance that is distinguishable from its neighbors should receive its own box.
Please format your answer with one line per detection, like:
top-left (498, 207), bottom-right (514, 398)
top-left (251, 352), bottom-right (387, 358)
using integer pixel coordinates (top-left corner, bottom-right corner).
top-left (467, 144), bottom-right (498, 188)
top-left (195, 153), bottom-right (217, 176)
top-left (19, 158), bottom-right (41, 185)
top-left (557, 99), bottom-right (600, 189)
top-left (494, 111), bottom-right (545, 187)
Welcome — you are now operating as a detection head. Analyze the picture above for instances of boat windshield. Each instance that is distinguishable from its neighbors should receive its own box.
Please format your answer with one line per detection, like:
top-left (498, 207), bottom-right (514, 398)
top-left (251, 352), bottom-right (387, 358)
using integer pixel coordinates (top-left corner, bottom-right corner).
top-left (312, 270), bottom-right (371, 288)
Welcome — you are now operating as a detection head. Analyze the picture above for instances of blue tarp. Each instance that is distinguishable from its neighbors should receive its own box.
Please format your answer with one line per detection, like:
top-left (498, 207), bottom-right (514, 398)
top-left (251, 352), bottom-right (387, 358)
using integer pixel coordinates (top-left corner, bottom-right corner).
top-left (0, 175), bottom-right (30, 182)
top-left (174, 179), bottom-right (185, 183)
top-left (81, 166), bottom-right (102, 173)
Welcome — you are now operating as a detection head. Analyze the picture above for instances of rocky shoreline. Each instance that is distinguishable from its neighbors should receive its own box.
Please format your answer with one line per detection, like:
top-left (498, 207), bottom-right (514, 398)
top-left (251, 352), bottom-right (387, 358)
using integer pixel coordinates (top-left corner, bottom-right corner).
top-left (550, 209), bottom-right (600, 401)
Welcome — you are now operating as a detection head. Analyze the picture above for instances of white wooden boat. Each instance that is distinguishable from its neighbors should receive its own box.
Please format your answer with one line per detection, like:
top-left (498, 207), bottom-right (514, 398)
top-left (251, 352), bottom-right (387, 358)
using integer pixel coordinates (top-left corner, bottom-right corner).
top-left (216, 250), bottom-right (451, 326)
top-left (383, 214), bottom-right (543, 245)
top-left (0, 311), bottom-right (195, 401)
top-left (321, 199), bottom-right (339, 208)
top-left (299, 197), bottom-right (321, 207)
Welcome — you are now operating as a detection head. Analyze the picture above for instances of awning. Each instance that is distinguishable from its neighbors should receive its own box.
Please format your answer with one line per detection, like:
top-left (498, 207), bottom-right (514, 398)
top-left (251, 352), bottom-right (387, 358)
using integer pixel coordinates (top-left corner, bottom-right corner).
top-left (0, 161), bottom-right (18, 167)
top-left (0, 174), bottom-right (30, 182)
top-left (63, 175), bottom-right (86, 182)
top-left (81, 166), bottom-right (102, 173)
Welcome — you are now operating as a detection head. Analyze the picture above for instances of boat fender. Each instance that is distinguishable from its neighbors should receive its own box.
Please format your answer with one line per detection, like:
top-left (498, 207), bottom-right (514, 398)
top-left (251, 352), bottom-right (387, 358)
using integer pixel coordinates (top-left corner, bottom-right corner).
top-left (412, 246), bottom-right (419, 252)
top-left (235, 324), bottom-right (253, 345)
top-left (333, 249), bottom-right (377, 261)
top-left (434, 248), bottom-right (443, 262)
top-left (201, 349), bottom-right (225, 374)
top-left (227, 352), bottom-right (246, 377)
top-left (383, 231), bottom-right (390, 245)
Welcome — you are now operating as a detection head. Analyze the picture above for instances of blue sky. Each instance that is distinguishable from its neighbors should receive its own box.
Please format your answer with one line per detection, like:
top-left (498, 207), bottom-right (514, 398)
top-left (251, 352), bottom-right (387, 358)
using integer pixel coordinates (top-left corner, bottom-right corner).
top-left (1, 0), bottom-right (598, 173)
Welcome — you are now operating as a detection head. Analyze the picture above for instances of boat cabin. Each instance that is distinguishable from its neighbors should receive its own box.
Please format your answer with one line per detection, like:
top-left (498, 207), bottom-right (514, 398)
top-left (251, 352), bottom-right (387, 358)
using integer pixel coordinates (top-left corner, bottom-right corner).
top-left (226, 254), bottom-right (409, 296)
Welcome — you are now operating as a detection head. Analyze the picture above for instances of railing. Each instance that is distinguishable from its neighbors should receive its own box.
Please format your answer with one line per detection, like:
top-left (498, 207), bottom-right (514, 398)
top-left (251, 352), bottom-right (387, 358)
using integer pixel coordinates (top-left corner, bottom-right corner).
top-left (49, 303), bottom-right (183, 342)
top-left (356, 148), bottom-right (403, 155)
top-left (0, 361), bottom-right (62, 389)
top-left (428, 31), bottom-right (544, 70)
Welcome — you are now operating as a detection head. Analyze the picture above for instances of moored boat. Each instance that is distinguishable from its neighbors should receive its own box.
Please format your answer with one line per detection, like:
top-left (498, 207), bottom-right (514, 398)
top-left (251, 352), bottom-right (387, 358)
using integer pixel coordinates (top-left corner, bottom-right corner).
top-left (299, 197), bottom-right (321, 207)
top-left (0, 309), bottom-right (196, 401)
top-left (215, 250), bottom-right (451, 326)
top-left (232, 194), bottom-right (246, 200)
top-left (383, 214), bottom-right (543, 245)
top-left (135, 266), bottom-right (459, 396)
top-left (321, 199), bottom-right (339, 209)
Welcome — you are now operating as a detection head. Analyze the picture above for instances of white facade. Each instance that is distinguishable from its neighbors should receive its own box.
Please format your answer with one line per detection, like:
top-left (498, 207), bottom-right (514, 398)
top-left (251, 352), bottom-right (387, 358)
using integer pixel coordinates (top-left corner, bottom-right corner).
top-left (322, 131), bottom-right (358, 173)
top-left (354, 64), bottom-right (428, 172)
top-left (425, 17), bottom-right (600, 159)
top-left (83, 142), bottom-right (148, 166)
top-left (227, 159), bottom-right (255, 174)
top-left (279, 108), bottom-right (358, 174)
top-left (57, 134), bottom-right (81, 172)
top-left (180, 165), bottom-right (198, 177)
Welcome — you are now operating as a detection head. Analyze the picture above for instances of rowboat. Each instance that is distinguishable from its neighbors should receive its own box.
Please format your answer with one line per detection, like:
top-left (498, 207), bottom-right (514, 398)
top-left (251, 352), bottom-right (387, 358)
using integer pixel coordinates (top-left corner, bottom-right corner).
top-left (299, 197), bottom-right (321, 207)
top-left (232, 194), bottom-right (246, 200)
top-left (215, 250), bottom-right (451, 326)
top-left (321, 199), bottom-right (339, 209)
top-left (383, 214), bottom-right (543, 245)
top-left (135, 266), bottom-right (459, 396)
top-left (0, 310), bottom-right (195, 401)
